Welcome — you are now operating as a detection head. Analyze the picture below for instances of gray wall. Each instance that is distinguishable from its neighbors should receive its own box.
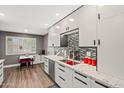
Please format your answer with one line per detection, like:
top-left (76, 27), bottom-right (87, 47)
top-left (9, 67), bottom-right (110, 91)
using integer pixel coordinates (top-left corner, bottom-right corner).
top-left (0, 31), bottom-right (44, 65)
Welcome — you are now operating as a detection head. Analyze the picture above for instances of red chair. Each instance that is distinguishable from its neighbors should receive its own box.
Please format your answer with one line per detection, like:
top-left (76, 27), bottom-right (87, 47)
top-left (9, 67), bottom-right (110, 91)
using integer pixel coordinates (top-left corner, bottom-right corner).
top-left (19, 58), bottom-right (34, 69)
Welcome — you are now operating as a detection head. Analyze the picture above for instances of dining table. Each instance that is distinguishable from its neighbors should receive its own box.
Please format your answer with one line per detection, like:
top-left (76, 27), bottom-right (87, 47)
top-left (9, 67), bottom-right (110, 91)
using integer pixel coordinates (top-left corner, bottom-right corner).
top-left (19, 55), bottom-right (35, 69)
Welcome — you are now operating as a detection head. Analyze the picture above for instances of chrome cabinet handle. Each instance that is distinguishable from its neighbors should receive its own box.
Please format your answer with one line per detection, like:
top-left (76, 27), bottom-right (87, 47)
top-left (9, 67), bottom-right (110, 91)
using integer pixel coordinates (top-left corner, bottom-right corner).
top-left (75, 71), bottom-right (87, 78)
top-left (58, 76), bottom-right (65, 81)
top-left (59, 64), bottom-right (65, 68)
top-left (58, 68), bottom-right (65, 72)
top-left (95, 81), bottom-right (109, 88)
top-left (98, 40), bottom-right (101, 45)
top-left (74, 77), bottom-right (87, 85)
top-left (94, 40), bottom-right (96, 45)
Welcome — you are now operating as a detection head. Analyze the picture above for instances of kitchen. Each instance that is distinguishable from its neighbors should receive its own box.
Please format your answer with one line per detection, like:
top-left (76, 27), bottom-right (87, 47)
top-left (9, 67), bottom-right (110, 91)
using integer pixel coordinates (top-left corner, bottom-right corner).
top-left (0, 5), bottom-right (124, 88)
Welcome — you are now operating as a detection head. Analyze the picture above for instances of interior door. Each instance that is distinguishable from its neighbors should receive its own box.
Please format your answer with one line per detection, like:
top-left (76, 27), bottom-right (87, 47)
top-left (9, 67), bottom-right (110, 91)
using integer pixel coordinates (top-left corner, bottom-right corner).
top-left (98, 6), bottom-right (124, 80)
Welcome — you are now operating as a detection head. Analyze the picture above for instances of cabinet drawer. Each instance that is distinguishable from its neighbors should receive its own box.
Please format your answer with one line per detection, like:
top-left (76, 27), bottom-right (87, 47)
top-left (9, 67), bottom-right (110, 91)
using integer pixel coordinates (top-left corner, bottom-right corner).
top-left (56, 63), bottom-right (65, 71)
top-left (55, 69), bottom-right (65, 83)
top-left (74, 71), bottom-right (89, 83)
top-left (0, 63), bottom-right (3, 68)
top-left (44, 57), bottom-right (48, 62)
top-left (55, 63), bottom-right (73, 88)
top-left (0, 73), bottom-right (3, 78)
top-left (55, 66), bottom-right (65, 76)
top-left (0, 66), bottom-right (3, 75)
top-left (44, 65), bottom-right (49, 74)
top-left (0, 75), bottom-right (3, 85)
top-left (44, 61), bottom-right (49, 66)
top-left (91, 80), bottom-right (110, 88)
top-left (0, 69), bottom-right (3, 75)
top-left (0, 65), bottom-right (2, 70)
top-left (55, 74), bottom-right (66, 88)
top-left (73, 77), bottom-right (89, 88)
top-left (55, 63), bottom-right (66, 78)
top-left (56, 69), bottom-right (65, 78)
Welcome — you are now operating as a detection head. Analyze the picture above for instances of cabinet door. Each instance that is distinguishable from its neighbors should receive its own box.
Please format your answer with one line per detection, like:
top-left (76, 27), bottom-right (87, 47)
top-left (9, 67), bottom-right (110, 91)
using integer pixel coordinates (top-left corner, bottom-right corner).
top-left (67, 10), bottom-right (79, 31)
top-left (60, 17), bottom-right (69, 33)
top-left (98, 5), bottom-right (124, 20)
top-left (48, 25), bottom-right (60, 46)
top-left (98, 6), bottom-right (124, 80)
top-left (48, 27), bottom-right (55, 46)
top-left (73, 71), bottom-right (90, 88)
top-left (79, 5), bottom-right (97, 46)
top-left (73, 77), bottom-right (90, 88)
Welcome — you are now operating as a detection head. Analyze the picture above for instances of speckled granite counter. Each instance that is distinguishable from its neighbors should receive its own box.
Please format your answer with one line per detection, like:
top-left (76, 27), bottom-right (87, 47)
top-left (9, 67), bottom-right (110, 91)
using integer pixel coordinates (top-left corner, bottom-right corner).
top-left (44, 55), bottom-right (124, 88)
top-left (0, 59), bottom-right (5, 63)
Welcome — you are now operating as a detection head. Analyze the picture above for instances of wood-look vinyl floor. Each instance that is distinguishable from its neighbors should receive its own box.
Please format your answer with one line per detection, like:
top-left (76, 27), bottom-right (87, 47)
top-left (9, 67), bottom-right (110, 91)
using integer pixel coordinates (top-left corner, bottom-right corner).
top-left (1, 64), bottom-right (55, 88)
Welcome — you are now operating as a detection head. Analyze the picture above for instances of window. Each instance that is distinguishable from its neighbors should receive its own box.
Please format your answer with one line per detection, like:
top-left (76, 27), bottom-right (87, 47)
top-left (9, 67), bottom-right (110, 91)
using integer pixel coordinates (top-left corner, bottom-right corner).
top-left (6, 36), bottom-right (36, 55)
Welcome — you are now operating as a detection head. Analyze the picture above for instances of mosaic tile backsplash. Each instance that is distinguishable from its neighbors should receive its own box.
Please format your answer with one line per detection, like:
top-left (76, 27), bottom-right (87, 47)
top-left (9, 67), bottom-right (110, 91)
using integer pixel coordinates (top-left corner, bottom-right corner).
top-left (48, 46), bottom-right (97, 61)
top-left (79, 47), bottom-right (97, 61)
top-left (48, 29), bottom-right (97, 62)
top-left (68, 32), bottom-right (79, 50)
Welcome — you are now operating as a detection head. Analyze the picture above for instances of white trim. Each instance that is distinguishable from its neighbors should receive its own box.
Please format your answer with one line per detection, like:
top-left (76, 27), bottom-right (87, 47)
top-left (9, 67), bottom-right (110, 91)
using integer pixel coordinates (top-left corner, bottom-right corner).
top-left (3, 61), bottom-right (44, 68)
top-left (33, 61), bottom-right (44, 64)
top-left (4, 64), bottom-right (20, 68)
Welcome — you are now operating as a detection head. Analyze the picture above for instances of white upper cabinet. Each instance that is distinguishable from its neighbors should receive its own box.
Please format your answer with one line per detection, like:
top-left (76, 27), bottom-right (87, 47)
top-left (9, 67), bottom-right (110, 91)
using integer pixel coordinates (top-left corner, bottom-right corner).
top-left (59, 9), bottom-right (79, 34)
top-left (78, 5), bottom-right (97, 46)
top-left (48, 24), bottom-right (61, 46)
top-left (97, 6), bottom-right (124, 80)
top-left (48, 6), bottom-right (97, 47)
top-left (48, 27), bottom-right (54, 46)
top-left (60, 18), bottom-right (69, 34)
top-left (98, 5), bottom-right (124, 20)
top-left (67, 10), bottom-right (79, 31)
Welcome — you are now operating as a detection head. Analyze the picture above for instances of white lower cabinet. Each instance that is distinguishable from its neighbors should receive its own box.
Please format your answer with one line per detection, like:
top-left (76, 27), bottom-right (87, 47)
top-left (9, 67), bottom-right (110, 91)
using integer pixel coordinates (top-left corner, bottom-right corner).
top-left (73, 71), bottom-right (90, 88)
top-left (55, 63), bottom-right (73, 88)
top-left (46, 58), bottom-right (110, 88)
top-left (44, 57), bottom-right (49, 74)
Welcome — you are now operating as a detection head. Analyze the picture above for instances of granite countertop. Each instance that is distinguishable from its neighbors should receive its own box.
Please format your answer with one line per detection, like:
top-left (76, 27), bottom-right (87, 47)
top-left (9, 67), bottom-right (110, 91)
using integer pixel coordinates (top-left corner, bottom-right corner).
top-left (0, 59), bottom-right (5, 63)
top-left (44, 55), bottom-right (81, 69)
top-left (44, 55), bottom-right (124, 88)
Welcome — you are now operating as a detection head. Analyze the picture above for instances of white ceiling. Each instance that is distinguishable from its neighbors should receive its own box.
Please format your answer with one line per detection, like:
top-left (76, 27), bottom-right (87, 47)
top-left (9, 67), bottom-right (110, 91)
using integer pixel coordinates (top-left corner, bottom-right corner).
top-left (0, 5), bottom-right (80, 35)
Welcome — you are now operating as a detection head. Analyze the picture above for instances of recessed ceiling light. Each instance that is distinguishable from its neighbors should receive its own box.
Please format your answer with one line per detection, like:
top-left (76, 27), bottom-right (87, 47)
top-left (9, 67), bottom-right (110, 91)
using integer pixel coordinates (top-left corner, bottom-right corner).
top-left (55, 13), bottom-right (60, 16)
top-left (56, 26), bottom-right (60, 29)
top-left (24, 29), bottom-right (28, 32)
top-left (98, 5), bottom-right (104, 7)
top-left (45, 24), bottom-right (49, 26)
top-left (0, 13), bottom-right (5, 16)
top-left (69, 18), bottom-right (74, 22)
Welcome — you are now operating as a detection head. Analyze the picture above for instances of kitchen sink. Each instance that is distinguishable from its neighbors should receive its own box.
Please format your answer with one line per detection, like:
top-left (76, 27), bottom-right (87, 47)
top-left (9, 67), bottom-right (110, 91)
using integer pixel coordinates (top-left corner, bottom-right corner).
top-left (59, 59), bottom-right (80, 66)
top-left (59, 59), bottom-right (68, 63)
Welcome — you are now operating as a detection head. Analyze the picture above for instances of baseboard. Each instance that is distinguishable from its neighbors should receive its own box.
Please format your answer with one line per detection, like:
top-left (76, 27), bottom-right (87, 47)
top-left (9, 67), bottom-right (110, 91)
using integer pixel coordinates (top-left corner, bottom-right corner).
top-left (4, 64), bottom-right (20, 68)
top-left (4, 61), bottom-right (44, 68)
top-left (33, 61), bottom-right (44, 64)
